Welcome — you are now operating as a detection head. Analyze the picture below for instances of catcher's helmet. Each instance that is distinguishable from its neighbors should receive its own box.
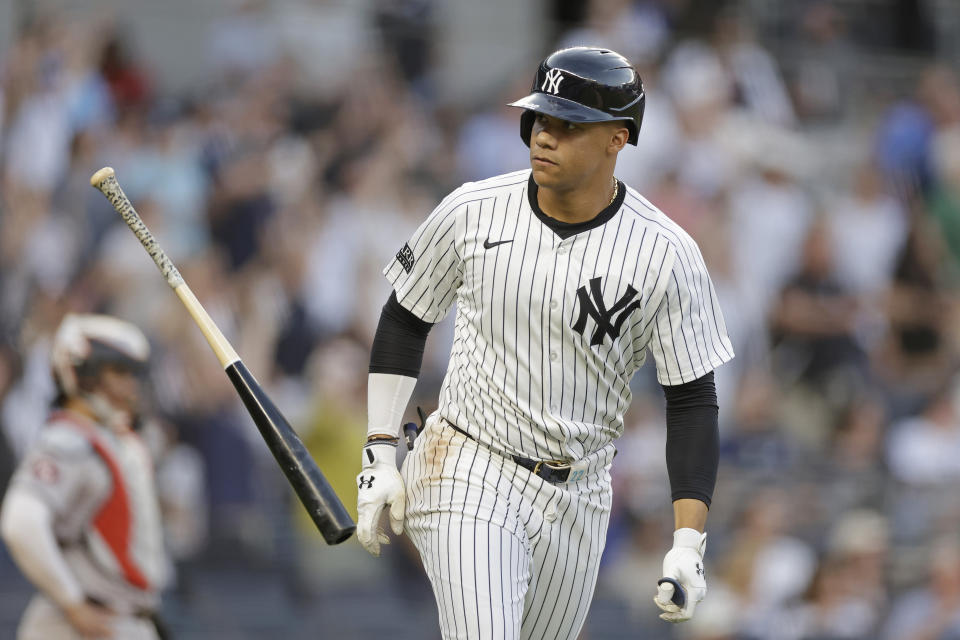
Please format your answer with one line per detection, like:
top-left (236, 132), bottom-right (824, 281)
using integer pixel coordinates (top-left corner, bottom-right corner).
top-left (509, 47), bottom-right (645, 146)
top-left (51, 314), bottom-right (150, 397)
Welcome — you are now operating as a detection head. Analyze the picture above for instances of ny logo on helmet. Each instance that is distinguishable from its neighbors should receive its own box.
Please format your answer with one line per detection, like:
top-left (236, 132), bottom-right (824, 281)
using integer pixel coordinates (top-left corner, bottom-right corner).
top-left (571, 277), bottom-right (642, 346)
top-left (541, 68), bottom-right (564, 95)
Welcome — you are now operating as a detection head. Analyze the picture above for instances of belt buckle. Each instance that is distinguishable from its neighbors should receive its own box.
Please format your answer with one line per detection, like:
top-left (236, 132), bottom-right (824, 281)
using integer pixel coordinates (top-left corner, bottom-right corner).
top-left (533, 459), bottom-right (570, 479)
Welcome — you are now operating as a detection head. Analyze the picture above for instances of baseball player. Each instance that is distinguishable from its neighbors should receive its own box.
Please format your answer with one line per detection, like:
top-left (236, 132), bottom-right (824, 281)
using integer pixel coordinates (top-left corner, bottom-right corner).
top-left (357, 47), bottom-right (733, 639)
top-left (0, 314), bottom-right (167, 639)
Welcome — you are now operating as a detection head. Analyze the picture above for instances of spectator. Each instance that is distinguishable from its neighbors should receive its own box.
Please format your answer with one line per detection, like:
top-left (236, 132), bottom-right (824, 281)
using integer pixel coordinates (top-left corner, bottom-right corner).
top-left (708, 7), bottom-right (796, 127)
top-left (769, 218), bottom-right (867, 399)
top-left (828, 162), bottom-right (908, 298)
top-left (207, 0), bottom-right (280, 80)
top-left (728, 142), bottom-right (815, 320)
top-left (721, 371), bottom-right (801, 475)
top-left (883, 535), bottom-right (960, 639)
top-left (153, 419), bottom-right (208, 563)
top-left (98, 26), bottom-right (151, 112)
top-left (558, 0), bottom-right (671, 66)
top-left (373, 0), bottom-right (435, 92)
top-left (879, 215), bottom-right (956, 411)
top-left (875, 64), bottom-right (960, 202)
top-left (786, 1), bottom-right (859, 125)
top-left (783, 510), bottom-right (890, 640)
top-left (456, 79), bottom-right (531, 181)
top-left (887, 385), bottom-right (960, 486)
top-left (929, 126), bottom-right (960, 269)
top-left (819, 397), bottom-right (889, 515)
top-left (720, 488), bottom-right (818, 639)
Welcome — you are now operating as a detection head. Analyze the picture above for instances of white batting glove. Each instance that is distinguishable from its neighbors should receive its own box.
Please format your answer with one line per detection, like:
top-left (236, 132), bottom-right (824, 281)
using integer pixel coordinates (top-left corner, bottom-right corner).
top-left (654, 528), bottom-right (707, 623)
top-left (356, 441), bottom-right (405, 557)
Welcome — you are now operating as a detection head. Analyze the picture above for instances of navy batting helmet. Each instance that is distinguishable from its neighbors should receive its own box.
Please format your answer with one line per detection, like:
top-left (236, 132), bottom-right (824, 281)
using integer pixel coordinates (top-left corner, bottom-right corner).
top-left (508, 47), bottom-right (645, 146)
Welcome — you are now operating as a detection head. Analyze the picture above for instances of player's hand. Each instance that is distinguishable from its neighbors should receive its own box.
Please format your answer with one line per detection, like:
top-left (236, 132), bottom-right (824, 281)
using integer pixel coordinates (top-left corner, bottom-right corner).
top-left (654, 528), bottom-right (707, 623)
top-left (356, 441), bottom-right (405, 557)
top-left (63, 600), bottom-right (115, 638)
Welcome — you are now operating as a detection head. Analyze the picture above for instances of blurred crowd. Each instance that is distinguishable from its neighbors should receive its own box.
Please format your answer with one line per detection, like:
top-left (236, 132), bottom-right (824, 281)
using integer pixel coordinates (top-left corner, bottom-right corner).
top-left (2, 0), bottom-right (960, 638)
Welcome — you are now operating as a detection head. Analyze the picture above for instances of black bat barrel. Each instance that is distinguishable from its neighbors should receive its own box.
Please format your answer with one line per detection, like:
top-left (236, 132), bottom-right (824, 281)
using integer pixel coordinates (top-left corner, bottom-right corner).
top-left (226, 361), bottom-right (355, 544)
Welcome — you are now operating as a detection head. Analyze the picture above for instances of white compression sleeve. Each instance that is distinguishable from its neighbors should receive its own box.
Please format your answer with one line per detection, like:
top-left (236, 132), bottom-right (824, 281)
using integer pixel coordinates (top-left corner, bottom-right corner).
top-left (367, 373), bottom-right (417, 437)
top-left (0, 489), bottom-right (84, 609)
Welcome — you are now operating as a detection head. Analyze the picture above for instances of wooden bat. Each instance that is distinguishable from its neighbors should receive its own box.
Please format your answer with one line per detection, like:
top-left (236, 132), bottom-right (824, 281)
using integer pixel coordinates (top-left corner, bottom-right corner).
top-left (90, 167), bottom-right (355, 545)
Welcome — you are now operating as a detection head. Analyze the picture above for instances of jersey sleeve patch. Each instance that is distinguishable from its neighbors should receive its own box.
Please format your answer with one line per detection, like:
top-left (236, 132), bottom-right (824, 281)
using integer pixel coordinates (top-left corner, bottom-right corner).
top-left (30, 457), bottom-right (61, 485)
top-left (396, 243), bottom-right (415, 274)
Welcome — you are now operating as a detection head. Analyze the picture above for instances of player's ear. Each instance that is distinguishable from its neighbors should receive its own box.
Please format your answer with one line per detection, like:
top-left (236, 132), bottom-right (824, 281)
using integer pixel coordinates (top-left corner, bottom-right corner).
top-left (607, 125), bottom-right (629, 154)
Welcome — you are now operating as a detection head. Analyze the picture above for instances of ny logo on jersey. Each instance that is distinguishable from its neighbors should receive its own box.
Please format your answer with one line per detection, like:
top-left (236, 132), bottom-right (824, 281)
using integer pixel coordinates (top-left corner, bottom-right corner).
top-left (696, 562), bottom-right (705, 577)
top-left (541, 68), bottom-right (564, 94)
top-left (358, 475), bottom-right (375, 489)
top-left (571, 277), bottom-right (642, 346)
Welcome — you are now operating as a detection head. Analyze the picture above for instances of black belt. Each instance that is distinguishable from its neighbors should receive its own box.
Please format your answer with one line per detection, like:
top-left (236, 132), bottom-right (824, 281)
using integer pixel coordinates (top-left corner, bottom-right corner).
top-left (446, 422), bottom-right (572, 484)
top-left (86, 596), bottom-right (154, 620)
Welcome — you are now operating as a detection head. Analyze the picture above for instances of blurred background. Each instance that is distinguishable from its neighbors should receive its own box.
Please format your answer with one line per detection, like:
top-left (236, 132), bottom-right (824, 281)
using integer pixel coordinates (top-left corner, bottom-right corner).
top-left (2, 0), bottom-right (960, 638)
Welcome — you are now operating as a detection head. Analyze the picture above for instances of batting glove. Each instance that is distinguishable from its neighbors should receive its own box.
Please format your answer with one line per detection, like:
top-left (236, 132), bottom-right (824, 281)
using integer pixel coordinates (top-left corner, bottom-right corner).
top-left (356, 441), bottom-right (405, 557)
top-left (654, 528), bottom-right (707, 623)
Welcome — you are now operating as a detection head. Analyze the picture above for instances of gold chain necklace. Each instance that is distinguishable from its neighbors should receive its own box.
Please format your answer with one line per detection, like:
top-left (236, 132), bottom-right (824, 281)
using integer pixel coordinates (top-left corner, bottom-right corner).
top-left (608, 178), bottom-right (619, 207)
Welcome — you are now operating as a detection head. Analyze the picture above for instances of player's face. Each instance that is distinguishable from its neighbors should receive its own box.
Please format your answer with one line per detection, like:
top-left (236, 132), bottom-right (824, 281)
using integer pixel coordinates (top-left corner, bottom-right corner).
top-left (95, 364), bottom-right (143, 415)
top-left (529, 113), bottom-right (627, 190)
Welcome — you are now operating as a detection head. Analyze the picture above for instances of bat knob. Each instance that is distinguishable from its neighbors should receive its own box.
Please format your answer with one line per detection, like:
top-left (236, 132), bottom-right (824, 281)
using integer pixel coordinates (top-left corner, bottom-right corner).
top-left (657, 577), bottom-right (687, 608)
top-left (403, 422), bottom-right (419, 451)
top-left (90, 167), bottom-right (116, 187)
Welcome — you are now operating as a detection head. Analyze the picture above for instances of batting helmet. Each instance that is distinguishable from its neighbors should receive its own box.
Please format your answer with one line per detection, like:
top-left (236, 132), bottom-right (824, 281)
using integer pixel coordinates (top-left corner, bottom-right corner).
top-left (509, 47), bottom-right (645, 146)
top-left (51, 313), bottom-right (150, 398)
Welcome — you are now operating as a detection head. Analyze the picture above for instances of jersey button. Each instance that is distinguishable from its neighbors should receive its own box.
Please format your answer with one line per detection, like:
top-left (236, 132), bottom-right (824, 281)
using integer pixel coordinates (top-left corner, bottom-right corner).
top-left (550, 351), bottom-right (558, 361)
top-left (550, 300), bottom-right (558, 309)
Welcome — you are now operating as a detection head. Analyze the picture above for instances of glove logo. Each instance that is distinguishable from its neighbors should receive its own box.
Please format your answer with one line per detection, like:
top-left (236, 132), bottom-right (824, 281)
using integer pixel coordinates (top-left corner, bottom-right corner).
top-left (358, 475), bottom-right (375, 489)
top-left (696, 562), bottom-right (704, 577)
top-left (542, 68), bottom-right (564, 95)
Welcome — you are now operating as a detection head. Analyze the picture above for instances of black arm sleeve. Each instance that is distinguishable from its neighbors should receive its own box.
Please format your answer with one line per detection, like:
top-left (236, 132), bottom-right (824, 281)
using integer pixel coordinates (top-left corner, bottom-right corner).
top-left (662, 371), bottom-right (719, 508)
top-left (369, 292), bottom-right (434, 377)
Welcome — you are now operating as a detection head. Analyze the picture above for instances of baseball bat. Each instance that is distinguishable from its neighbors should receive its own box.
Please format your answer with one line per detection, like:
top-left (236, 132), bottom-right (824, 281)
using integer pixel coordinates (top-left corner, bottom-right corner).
top-left (90, 167), bottom-right (355, 545)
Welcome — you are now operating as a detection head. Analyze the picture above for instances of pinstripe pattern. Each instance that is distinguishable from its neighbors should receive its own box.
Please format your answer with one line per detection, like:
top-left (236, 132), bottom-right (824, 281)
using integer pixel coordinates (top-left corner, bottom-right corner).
top-left (385, 169), bottom-right (732, 638)
top-left (385, 170), bottom-right (733, 461)
top-left (403, 420), bottom-right (611, 640)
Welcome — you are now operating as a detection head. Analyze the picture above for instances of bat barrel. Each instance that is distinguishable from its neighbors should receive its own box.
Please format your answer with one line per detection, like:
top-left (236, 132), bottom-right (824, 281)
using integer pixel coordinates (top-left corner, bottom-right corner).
top-left (226, 362), bottom-right (356, 544)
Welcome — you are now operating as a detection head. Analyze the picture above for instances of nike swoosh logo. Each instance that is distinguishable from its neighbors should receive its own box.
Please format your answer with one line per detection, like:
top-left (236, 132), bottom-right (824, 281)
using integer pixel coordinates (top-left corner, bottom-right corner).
top-left (483, 238), bottom-right (513, 250)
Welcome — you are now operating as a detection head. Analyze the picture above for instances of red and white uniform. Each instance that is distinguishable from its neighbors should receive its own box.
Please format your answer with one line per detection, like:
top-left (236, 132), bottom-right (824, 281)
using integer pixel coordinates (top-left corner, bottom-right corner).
top-left (3, 409), bottom-right (166, 639)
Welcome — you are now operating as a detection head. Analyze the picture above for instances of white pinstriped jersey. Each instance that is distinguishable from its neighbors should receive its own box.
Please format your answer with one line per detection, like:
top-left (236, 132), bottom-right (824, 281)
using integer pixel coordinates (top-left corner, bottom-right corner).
top-left (385, 169), bottom-right (733, 464)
